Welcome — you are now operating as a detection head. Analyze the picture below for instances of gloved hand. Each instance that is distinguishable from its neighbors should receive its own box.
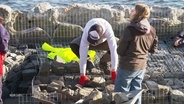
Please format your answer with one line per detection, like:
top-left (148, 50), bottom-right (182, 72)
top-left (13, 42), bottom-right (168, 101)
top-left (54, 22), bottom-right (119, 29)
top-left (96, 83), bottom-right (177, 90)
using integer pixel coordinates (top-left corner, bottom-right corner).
top-left (111, 70), bottom-right (117, 82)
top-left (78, 75), bottom-right (89, 85)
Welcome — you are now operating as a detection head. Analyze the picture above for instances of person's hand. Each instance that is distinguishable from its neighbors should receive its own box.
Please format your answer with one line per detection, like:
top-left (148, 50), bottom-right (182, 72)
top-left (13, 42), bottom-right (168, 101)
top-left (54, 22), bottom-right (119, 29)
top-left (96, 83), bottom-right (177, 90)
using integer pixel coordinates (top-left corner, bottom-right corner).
top-left (111, 70), bottom-right (117, 82)
top-left (78, 75), bottom-right (89, 85)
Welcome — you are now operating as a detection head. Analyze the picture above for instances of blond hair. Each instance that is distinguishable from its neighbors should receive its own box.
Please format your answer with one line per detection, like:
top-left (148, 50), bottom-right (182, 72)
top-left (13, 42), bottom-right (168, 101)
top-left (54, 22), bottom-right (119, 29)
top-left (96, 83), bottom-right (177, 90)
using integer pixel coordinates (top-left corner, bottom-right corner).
top-left (130, 3), bottom-right (150, 22)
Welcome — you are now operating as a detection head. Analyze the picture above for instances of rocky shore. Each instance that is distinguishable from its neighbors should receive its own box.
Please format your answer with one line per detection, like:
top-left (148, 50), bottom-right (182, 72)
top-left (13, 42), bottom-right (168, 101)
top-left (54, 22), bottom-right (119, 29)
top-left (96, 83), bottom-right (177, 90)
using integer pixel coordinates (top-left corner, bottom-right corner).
top-left (1, 2), bottom-right (184, 104)
top-left (0, 2), bottom-right (184, 45)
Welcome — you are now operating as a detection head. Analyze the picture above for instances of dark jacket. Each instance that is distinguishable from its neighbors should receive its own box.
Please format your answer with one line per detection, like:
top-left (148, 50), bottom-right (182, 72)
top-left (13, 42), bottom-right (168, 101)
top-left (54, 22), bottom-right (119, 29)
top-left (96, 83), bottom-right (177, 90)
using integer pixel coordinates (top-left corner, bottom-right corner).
top-left (0, 24), bottom-right (10, 54)
top-left (117, 19), bottom-right (158, 70)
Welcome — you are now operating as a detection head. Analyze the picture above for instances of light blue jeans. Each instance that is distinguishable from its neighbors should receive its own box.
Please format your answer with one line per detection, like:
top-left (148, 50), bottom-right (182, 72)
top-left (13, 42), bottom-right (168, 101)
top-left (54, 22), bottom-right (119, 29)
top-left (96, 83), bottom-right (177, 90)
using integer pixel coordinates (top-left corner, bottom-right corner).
top-left (114, 68), bottom-right (146, 104)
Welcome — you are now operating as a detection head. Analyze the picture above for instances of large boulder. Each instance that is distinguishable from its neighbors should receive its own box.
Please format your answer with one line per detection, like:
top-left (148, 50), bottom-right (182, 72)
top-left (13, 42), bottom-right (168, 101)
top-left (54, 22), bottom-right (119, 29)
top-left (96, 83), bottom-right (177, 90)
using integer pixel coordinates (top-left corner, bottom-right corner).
top-left (53, 23), bottom-right (83, 43)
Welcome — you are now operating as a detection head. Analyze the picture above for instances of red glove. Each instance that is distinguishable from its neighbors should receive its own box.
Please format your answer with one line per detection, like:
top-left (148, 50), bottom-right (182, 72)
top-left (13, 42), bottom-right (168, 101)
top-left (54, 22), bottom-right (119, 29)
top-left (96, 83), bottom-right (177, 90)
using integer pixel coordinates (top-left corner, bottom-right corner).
top-left (78, 75), bottom-right (89, 85)
top-left (111, 71), bottom-right (117, 82)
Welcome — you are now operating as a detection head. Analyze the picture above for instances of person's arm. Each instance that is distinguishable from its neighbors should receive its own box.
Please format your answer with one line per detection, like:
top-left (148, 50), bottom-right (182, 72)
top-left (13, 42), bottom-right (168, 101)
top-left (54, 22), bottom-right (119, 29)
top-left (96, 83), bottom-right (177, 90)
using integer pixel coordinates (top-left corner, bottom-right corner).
top-left (104, 23), bottom-right (118, 82)
top-left (78, 32), bottom-right (90, 85)
top-left (79, 38), bottom-right (89, 75)
top-left (104, 23), bottom-right (118, 72)
top-left (107, 36), bottom-right (118, 71)
top-left (149, 26), bottom-right (158, 53)
top-left (107, 36), bottom-right (118, 82)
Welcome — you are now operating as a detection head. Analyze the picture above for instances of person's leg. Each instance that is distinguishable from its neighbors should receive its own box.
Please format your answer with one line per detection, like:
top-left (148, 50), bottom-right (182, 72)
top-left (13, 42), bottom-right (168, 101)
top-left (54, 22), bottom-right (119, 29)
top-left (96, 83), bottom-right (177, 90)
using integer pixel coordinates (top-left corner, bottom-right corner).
top-left (98, 52), bottom-right (111, 74)
top-left (114, 68), bottom-right (133, 92)
top-left (130, 69), bottom-right (146, 104)
top-left (90, 37), bottom-right (119, 74)
top-left (99, 37), bottom-right (119, 61)
top-left (70, 43), bottom-right (80, 57)
top-left (70, 37), bottom-right (81, 57)
top-left (70, 37), bottom-right (95, 70)
top-left (89, 40), bottom-right (110, 73)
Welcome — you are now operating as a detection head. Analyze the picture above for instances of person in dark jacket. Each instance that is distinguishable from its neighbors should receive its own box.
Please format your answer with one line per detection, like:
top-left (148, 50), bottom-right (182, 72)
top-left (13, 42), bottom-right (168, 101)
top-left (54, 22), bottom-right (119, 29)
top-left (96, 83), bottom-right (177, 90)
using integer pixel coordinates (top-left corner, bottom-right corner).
top-left (114, 3), bottom-right (158, 104)
top-left (0, 17), bottom-right (10, 104)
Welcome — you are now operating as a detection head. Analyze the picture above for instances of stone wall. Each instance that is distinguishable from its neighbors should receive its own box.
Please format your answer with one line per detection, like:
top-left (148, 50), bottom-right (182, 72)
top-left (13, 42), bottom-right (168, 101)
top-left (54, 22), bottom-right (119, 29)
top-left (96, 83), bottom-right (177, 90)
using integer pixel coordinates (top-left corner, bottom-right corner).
top-left (0, 2), bottom-right (184, 45)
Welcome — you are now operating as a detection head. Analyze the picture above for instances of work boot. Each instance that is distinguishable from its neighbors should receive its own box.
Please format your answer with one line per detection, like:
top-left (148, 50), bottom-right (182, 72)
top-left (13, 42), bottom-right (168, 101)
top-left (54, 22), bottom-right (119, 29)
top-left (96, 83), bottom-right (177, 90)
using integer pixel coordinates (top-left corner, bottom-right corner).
top-left (99, 62), bottom-right (111, 75)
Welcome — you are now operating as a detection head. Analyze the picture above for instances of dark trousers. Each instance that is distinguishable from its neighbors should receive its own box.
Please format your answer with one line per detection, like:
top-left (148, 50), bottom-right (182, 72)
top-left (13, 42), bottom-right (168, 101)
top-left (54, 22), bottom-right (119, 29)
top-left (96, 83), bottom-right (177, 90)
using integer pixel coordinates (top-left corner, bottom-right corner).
top-left (70, 37), bottom-right (119, 74)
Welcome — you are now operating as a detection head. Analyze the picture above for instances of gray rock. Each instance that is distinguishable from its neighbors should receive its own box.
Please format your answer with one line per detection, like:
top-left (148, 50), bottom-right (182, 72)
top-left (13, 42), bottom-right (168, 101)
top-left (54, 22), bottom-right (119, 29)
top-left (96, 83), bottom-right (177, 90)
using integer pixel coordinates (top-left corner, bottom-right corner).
top-left (83, 90), bottom-right (102, 104)
top-left (113, 92), bottom-right (129, 103)
top-left (171, 89), bottom-right (184, 102)
top-left (53, 23), bottom-right (83, 43)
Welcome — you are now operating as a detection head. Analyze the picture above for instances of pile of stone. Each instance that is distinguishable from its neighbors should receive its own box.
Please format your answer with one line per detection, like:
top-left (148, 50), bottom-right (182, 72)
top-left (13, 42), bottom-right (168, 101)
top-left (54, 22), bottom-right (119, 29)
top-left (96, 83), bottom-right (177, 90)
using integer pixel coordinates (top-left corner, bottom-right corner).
top-left (31, 55), bottom-right (144, 104)
top-left (2, 44), bottom-right (39, 98)
top-left (3, 45), bottom-right (184, 104)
